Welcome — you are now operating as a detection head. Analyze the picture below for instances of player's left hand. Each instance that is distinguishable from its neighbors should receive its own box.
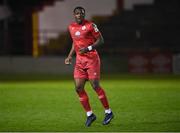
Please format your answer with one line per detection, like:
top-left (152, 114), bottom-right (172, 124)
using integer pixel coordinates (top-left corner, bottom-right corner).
top-left (79, 47), bottom-right (89, 54)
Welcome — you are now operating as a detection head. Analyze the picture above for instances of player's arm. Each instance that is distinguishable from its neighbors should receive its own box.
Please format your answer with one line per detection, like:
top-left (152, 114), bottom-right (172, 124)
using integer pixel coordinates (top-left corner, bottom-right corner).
top-left (80, 23), bottom-right (104, 54)
top-left (79, 34), bottom-right (104, 54)
top-left (91, 33), bottom-right (104, 49)
top-left (65, 44), bottom-right (75, 65)
top-left (79, 23), bottom-right (104, 54)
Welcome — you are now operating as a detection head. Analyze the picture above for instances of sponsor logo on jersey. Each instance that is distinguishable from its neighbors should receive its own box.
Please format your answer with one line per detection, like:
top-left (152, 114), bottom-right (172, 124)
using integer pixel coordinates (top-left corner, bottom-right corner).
top-left (82, 26), bottom-right (86, 30)
top-left (75, 31), bottom-right (80, 36)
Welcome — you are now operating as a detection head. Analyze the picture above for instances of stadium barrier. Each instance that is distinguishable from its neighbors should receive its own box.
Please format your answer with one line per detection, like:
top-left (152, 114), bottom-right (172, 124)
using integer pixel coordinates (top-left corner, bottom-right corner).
top-left (0, 56), bottom-right (127, 74)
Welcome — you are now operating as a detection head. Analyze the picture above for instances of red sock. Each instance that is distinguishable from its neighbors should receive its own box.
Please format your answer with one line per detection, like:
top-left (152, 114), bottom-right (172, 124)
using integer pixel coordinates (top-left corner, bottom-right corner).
top-left (77, 90), bottom-right (91, 112)
top-left (95, 87), bottom-right (110, 109)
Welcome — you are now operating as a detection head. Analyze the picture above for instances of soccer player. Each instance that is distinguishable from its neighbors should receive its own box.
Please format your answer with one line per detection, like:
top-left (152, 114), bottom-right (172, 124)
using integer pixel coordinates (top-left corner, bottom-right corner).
top-left (65, 6), bottom-right (114, 127)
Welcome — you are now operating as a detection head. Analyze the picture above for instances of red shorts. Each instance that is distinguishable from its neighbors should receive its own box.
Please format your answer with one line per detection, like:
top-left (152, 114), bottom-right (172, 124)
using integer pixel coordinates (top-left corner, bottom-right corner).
top-left (74, 54), bottom-right (100, 80)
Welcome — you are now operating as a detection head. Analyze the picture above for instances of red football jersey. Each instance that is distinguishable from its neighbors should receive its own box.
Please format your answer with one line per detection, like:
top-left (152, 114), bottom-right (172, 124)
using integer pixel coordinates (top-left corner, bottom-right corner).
top-left (68, 19), bottom-right (101, 57)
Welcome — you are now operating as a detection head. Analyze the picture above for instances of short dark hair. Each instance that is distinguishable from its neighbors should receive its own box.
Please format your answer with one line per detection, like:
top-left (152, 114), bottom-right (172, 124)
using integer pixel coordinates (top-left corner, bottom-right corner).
top-left (73, 6), bottom-right (85, 14)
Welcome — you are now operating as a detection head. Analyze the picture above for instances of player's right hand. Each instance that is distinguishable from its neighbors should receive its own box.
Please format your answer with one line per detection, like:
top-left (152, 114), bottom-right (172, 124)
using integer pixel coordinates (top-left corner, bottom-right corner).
top-left (65, 56), bottom-right (72, 65)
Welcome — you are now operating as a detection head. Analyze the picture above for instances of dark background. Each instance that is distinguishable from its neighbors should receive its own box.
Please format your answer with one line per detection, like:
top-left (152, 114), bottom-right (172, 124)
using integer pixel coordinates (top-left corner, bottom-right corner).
top-left (0, 0), bottom-right (179, 56)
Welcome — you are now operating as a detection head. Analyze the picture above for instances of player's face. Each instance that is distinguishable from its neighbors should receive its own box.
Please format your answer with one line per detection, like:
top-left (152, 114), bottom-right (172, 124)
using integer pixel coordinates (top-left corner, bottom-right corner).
top-left (74, 9), bottom-right (85, 24)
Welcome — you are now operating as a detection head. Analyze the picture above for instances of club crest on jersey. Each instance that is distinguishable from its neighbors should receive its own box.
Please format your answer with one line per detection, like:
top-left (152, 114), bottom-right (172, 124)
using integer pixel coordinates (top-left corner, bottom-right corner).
top-left (82, 26), bottom-right (86, 30)
top-left (75, 31), bottom-right (80, 36)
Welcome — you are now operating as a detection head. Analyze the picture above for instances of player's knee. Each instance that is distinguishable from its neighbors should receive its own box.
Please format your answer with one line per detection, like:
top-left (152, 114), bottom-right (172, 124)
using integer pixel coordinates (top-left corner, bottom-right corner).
top-left (92, 83), bottom-right (100, 90)
top-left (91, 80), bottom-right (100, 90)
top-left (75, 86), bottom-right (83, 92)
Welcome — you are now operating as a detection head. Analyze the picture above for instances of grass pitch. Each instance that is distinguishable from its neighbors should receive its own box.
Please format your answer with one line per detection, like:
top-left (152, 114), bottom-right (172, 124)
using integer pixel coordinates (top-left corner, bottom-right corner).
top-left (0, 74), bottom-right (180, 132)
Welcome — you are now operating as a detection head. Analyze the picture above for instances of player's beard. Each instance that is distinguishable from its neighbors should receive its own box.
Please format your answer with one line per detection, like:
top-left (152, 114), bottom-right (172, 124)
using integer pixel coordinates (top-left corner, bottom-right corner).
top-left (76, 17), bottom-right (84, 24)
